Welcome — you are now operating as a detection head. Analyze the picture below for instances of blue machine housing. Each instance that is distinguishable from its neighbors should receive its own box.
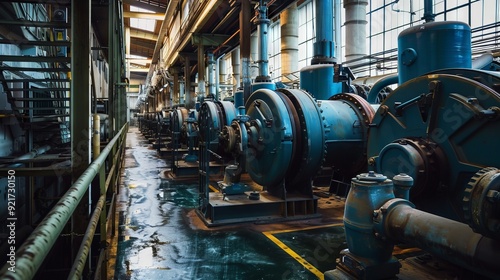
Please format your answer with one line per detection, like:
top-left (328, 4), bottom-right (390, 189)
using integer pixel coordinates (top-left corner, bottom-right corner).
top-left (398, 21), bottom-right (472, 84)
top-left (367, 71), bottom-right (500, 226)
top-left (300, 64), bottom-right (344, 100)
top-left (243, 89), bottom-right (374, 196)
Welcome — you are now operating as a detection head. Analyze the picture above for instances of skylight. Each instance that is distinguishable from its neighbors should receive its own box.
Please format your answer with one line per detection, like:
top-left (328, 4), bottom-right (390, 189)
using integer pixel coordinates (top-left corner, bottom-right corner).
top-left (130, 6), bottom-right (156, 32)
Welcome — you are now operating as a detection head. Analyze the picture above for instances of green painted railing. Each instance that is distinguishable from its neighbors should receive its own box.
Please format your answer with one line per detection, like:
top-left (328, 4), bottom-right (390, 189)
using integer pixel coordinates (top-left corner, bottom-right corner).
top-left (0, 123), bottom-right (128, 280)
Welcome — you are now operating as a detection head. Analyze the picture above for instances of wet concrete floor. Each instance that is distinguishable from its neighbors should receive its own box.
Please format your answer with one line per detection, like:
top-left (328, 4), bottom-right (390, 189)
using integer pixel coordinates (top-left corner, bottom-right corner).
top-left (111, 127), bottom-right (345, 280)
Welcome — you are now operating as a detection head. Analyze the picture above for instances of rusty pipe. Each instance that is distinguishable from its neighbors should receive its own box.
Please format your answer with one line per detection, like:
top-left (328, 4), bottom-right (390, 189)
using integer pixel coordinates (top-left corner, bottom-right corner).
top-left (374, 199), bottom-right (500, 279)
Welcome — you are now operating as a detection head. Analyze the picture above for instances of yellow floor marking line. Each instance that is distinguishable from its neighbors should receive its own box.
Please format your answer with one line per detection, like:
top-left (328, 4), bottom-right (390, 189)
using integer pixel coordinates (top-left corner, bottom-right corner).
top-left (262, 223), bottom-right (343, 280)
top-left (263, 231), bottom-right (324, 280)
top-left (265, 223), bottom-right (343, 235)
top-left (208, 185), bottom-right (219, 192)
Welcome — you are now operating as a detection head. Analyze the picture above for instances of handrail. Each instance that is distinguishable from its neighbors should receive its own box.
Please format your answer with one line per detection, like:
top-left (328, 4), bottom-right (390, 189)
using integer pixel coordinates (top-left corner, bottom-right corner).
top-left (0, 123), bottom-right (129, 280)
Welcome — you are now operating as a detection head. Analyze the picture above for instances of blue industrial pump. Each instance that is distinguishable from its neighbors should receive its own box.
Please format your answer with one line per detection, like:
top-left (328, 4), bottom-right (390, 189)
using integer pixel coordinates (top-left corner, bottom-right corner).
top-left (326, 14), bottom-right (500, 280)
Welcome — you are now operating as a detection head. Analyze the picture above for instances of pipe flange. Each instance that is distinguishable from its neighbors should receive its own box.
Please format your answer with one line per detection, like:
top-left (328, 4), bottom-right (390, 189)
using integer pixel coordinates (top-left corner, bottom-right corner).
top-left (462, 167), bottom-right (500, 238)
top-left (220, 125), bottom-right (236, 153)
top-left (373, 198), bottom-right (415, 241)
top-left (330, 93), bottom-right (376, 126)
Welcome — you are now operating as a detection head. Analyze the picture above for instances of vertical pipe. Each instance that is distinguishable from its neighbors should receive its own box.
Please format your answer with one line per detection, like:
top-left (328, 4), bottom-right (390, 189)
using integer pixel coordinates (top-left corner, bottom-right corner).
top-left (93, 114), bottom-right (100, 160)
top-left (255, 0), bottom-right (270, 80)
top-left (240, 0), bottom-right (252, 103)
top-left (184, 56), bottom-right (193, 109)
top-left (197, 44), bottom-right (206, 98)
top-left (231, 48), bottom-right (241, 93)
top-left (173, 67), bottom-right (179, 106)
top-left (422, 0), bottom-right (435, 22)
top-left (218, 56), bottom-right (226, 100)
top-left (312, 0), bottom-right (335, 64)
top-left (334, 0), bottom-right (342, 63)
top-left (343, 0), bottom-right (368, 65)
top-left (207, 52), bottom-right (216, 97)
top-left (250, 33), bottom-right (259, 81)
top-left (280, 2), bottom-right (298, 77)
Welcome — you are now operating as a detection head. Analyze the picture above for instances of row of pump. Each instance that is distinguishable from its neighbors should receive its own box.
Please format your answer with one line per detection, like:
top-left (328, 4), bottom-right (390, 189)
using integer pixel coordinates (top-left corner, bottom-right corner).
top-left (138, 17), bottom-right (500, 279)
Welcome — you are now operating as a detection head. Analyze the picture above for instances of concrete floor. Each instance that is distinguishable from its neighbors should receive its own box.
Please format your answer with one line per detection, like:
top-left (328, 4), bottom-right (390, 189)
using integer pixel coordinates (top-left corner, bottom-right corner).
top-left (109, 127), bottom-right (475, 280)
top-left (110, 127), bottom-right (345, 280)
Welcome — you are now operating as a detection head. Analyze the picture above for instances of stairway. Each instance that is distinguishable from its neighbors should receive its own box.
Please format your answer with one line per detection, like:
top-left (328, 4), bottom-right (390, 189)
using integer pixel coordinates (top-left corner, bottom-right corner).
top-left (0, 1), bottom-right (71, 151)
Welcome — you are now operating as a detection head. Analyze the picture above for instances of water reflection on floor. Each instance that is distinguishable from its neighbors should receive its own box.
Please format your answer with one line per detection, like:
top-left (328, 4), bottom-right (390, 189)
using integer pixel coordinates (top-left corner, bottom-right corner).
top-left (113, 128), bottom-right (344, 280)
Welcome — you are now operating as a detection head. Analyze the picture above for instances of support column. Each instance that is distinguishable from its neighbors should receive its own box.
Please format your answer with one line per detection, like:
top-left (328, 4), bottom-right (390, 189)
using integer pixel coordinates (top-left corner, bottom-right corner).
top-left (344, 0), bottom-right (368, 64)
top-left (71, 0), bottom-right (91, 274)
top-left (71, 0), bottom-right (91, 177)
top-left (184, 56), bottom-right (193, 109)
top-left (197, 44), bottom-right (205, 100)
top-left (172, 67), bottom-right (180, 105)
top-left (108, 0), bottom-right (115, 135)
top-left (250, 33), bottom-right (258, 81)
top-left (280, 2), bottom-right (298, 78)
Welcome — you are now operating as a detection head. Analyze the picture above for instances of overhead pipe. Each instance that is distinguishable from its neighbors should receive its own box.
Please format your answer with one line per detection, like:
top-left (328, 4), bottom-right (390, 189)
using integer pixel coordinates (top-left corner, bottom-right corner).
top-left (366, 73), bottom-right (398, 104)
top-left (240, 0), bottom-right (252, 104)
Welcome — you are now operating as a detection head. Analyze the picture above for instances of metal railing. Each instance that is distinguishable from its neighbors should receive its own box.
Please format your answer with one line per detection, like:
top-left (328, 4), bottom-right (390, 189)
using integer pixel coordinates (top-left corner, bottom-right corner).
top-left (0, 123), bottom-right (128, 280)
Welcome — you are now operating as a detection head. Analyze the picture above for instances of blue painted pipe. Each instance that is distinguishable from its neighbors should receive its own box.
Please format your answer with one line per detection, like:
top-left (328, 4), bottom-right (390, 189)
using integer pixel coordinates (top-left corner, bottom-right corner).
top-left (367, 73), bottom-right (398, 104)
top-left (256, 0), bottom-right (270, 78)
top-left (422, 0), bottom-right (435, 22)
top-left (314, 0), bottom-right (334, 57)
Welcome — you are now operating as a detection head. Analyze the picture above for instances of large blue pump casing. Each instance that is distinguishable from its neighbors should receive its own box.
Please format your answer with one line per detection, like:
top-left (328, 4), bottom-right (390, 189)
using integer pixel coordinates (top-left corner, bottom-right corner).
top-left (398, 21), bottom-right (472, 84)
top-left (367, 71), bottom-right (500, 223)
top-left (300, 64), bottom-right (343, 100)
top-left (244, 89), bottom-right (374, 195)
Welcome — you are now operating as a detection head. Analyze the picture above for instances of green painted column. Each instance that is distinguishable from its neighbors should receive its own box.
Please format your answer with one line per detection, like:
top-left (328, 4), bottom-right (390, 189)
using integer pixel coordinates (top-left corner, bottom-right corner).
top-left (71, 0), bottom-right (91, 179)
top-left (108, 0), bottom-right (116, 136)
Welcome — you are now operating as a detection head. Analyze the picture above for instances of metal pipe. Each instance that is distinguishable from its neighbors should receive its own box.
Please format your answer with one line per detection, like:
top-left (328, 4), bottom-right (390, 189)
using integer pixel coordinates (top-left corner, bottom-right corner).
top-left (198, 44), bottom-right (206, 98)
top-left (0, 124), bottom-right (127, 280)
top-left (93, 114), bottom-right (101, 160)
top-left (312, 0), bottom-right (335, 64)
top-left (422, 0), bottom-right (435, 22)
top-left (334, 0), bottom-right (342, 63)
top-left (250, 33), bottom-right (259, 80)
top-left (67, 194), bottom-right (106, 279)
top-left (240, 0), bottom-right (252, 102)
top-left (231, 48), bottom-right (241, 93)
top-left (280, 2), bottom-right (298, 76)
top-left (366, 73), bottom-right (398, 104)
top-left (344, 0), bottom-right (368, 66)
top-left (382, 201), bottom-right (500, 279)
top-left (207, 52), bottom-right (216, 97)
top-left (255, 0), bottom-right (270, 79)
top-left (184, 56), bottom-right (193, 109)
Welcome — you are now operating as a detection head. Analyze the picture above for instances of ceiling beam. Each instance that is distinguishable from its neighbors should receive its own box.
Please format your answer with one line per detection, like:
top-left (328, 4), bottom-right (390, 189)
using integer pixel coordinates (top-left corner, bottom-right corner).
top-left (123, 11), bottom-right (165, 20)
top-left (123, 0), bottom-right (166, 13)
top-left (129, 29), bottom-right (158, 41)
